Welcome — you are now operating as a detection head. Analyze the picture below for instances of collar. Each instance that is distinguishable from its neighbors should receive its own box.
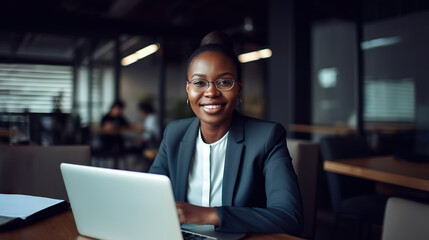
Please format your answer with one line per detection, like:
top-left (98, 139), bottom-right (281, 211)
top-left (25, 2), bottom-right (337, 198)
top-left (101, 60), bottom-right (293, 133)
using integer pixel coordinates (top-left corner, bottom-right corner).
top-left (176, 111), bottom-right (245, 205)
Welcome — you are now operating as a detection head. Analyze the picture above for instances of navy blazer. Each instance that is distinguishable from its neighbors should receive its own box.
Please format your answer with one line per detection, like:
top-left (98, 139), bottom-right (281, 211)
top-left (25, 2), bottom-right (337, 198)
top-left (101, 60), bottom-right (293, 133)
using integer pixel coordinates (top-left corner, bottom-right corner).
top-left (149, 112), bottom-right (302, 235)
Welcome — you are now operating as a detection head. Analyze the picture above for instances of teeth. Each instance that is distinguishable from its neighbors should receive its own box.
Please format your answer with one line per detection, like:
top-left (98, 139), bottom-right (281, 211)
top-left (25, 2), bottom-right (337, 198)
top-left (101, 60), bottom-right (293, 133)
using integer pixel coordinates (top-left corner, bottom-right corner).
top-left (203, 105), bottom-right (222, 109)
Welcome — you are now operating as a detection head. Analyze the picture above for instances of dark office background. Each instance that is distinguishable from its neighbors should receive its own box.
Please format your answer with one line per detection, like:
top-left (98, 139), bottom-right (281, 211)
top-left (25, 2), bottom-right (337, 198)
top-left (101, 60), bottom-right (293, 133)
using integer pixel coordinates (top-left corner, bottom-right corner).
top-left (1, 0), bottom-right (428, 147)
top-left (1, 1), bottom-right (429, 239)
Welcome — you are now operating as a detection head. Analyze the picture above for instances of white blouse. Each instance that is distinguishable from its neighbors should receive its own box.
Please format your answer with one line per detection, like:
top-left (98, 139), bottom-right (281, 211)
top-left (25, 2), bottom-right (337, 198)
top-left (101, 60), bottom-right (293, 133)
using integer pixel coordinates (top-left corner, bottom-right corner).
top-left (186, 129), bottom-right (228, 207)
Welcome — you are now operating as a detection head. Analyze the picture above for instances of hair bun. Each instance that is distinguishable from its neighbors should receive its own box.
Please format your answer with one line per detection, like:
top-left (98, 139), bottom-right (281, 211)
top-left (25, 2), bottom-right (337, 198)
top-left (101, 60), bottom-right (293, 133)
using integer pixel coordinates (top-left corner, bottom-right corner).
top-left (200, 31), bottom-right (234, 52)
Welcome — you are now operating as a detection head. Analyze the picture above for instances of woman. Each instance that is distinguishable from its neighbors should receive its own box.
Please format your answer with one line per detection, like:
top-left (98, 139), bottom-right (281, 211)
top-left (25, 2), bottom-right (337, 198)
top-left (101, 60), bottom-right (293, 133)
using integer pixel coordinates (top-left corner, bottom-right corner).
top-left (149, 31), bottom-right (302, 235)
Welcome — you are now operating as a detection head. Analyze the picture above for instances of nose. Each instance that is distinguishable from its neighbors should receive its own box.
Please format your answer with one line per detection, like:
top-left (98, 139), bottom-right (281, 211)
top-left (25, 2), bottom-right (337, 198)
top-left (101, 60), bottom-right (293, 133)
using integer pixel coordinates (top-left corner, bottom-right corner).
top-left (204, 82), bottom-right (221, 98)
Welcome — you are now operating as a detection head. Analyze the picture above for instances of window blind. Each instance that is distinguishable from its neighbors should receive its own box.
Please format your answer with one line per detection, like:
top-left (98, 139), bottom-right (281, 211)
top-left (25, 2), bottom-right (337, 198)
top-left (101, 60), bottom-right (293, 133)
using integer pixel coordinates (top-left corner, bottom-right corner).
top-left (364, 78), bottom-right (415, 122)
top-left (0, 64), bottom-right (73, 113)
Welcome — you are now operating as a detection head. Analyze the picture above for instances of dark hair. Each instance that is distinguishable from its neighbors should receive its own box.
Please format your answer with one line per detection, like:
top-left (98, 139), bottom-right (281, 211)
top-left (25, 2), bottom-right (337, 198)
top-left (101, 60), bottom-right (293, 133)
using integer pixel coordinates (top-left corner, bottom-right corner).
top-left (187, 31), bottom-right (242, 82)
top-left (111, 100), bottom-right (125, 109)
top-left (138, 102), bottom-right (155, 113)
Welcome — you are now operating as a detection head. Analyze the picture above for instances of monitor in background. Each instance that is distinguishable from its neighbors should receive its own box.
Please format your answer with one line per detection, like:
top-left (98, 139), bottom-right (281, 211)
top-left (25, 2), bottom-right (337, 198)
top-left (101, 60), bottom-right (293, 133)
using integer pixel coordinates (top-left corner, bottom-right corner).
top-left (394, 104), bottom-right (429, 162)
top-left (415, 105), bottom-right (429, 157)
top-left (395, 129), bottom-right (429, 162)
top-left (413, 129), bottom-right (429, 159)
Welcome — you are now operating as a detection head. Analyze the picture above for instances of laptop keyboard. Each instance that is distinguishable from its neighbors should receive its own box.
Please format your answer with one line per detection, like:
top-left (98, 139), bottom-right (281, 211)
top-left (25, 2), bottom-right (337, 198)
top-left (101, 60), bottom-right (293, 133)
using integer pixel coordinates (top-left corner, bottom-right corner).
top-left (181, 230), bottom-right (216, 240)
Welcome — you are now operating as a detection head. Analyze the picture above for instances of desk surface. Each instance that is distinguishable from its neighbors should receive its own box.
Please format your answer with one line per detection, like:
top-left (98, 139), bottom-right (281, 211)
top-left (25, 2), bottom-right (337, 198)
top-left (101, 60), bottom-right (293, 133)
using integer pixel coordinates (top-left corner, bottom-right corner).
top-left (91, 125), bottom-right (142, 136)
top-left (289, 123), bottom-right (415, 135)
top-left (0, 210), bottom-right (305, 240)
top-left (324, 156), bottom-right (429, 192)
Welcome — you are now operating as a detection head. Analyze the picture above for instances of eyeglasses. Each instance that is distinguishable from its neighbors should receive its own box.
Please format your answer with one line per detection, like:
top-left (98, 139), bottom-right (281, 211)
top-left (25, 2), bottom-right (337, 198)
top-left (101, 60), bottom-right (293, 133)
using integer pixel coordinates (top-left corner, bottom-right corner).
top-left (187, 78), bottom-right (236, 92)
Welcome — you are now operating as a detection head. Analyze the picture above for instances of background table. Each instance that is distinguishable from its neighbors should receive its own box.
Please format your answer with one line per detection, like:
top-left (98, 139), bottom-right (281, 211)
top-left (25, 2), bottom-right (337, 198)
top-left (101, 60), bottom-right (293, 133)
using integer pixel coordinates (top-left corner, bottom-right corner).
top-left (324, 156), bottom-right (429, 192)
top-left (289, 123), bottom-right (415, 135)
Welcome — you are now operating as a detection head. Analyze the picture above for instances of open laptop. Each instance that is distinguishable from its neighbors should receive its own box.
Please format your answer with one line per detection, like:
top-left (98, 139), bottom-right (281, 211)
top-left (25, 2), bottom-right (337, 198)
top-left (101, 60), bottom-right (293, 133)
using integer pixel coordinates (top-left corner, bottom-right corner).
top-left (60, 163), bottom-right (244, 240)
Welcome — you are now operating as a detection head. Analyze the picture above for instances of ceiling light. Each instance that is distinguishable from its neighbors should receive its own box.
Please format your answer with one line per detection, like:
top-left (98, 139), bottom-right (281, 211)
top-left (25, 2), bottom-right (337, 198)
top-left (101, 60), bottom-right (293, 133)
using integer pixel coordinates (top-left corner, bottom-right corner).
top-left (244, 17), bottom-right (254, 32)
top-left (361, 37), bottom-right (401, 50)
top-left (121, 43), bottom-right (160, 66)
top-left (238, 48), bottom-right (272, 63)
top-left (318, 67), bottom-right (338, 88)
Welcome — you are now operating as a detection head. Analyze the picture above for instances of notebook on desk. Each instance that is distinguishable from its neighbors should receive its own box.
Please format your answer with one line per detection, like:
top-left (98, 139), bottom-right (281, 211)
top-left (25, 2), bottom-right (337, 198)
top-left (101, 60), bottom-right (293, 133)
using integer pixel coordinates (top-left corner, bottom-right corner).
top-left (0, 194), bottom-right (69, 231)
top-left (60, 163), bottom-right (244, 240)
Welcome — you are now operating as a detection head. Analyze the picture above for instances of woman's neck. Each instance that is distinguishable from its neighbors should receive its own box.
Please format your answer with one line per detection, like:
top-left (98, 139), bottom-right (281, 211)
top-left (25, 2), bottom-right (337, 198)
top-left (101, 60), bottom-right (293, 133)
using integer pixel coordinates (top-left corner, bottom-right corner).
top-left (200, 118), bottom-right (232, 144)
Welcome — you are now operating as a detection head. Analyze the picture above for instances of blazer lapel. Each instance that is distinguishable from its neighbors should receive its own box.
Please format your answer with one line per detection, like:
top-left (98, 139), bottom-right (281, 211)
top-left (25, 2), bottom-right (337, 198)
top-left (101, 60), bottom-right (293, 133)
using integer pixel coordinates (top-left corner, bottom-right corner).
top-left (222, 112), bottom-right (245, 206)
top-left (175, 117), bottom-right (200, 201)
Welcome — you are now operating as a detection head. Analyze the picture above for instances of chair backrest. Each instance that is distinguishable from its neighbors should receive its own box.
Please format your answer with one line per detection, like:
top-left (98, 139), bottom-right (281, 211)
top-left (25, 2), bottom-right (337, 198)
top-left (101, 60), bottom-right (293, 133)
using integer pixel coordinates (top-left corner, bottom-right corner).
top-left (382, 197), bottom-right (429, 240)
top-left (319, 135), bottom-right (375, 212)
top-left (287, 138), bottom-right (319, 239)
top-left (0, 146), bottom-right (90, 200)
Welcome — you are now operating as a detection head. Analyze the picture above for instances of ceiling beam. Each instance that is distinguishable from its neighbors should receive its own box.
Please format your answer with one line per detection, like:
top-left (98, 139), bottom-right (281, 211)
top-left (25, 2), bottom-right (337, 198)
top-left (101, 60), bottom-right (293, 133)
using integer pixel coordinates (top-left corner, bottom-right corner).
top-left (0, 10), bottom-right (206, 39)
top-left (9, 33), bottom-right (26, 56)
top-left (107, 0), bottom-right (142, 18)
top-left (0, 55), bottom-right (74, 66)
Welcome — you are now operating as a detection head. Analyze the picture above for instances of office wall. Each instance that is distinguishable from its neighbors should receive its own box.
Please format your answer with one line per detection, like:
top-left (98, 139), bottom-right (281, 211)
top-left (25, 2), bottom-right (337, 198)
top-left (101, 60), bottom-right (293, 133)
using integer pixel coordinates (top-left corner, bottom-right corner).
top-left (268, 0), bottom-right (312, 131)
top-left (312, 10), bottom-right (429, 126)
top-left (165, 62), bottom-right (190, 122)
top-left (120, 49), bottom-right (191, 125)
top-left (364, 10), bottom-right (429, 127)
top-left (267, 0), bottom-right (294, 128)
top-left (241, 61), bottom-right (266, 119)
top-left (121, 56), bottom-right (158, 123)
top-left (312, 20), bottom-right (357, 125)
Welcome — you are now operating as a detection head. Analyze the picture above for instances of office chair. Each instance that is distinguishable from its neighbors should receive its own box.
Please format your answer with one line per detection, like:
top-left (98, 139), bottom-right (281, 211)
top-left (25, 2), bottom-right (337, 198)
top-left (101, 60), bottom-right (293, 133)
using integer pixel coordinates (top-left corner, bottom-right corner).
top-left (320, 135), bottom-right (388, 239)
top-left (0, 146), bottom-right (91, 200)
top-left (382, 197), bottom-right (429, 240)
top-left (287, 138), bottom-right (319, 239)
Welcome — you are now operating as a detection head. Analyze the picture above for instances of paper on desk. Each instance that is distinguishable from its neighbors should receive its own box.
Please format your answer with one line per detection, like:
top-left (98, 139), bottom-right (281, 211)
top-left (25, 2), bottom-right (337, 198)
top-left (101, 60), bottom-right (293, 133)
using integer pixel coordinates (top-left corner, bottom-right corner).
top-left (0, 194), bottom-right (64, 219)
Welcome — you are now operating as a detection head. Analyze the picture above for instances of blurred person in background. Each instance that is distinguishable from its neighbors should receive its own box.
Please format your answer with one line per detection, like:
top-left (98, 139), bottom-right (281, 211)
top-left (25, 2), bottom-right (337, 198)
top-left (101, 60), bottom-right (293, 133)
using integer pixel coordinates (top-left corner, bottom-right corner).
top-left (100, 100), bottom-right (130, 151)
top-left (135, 101), bottom-right (160, 149)
top-left (101, 100), bottom-right (130, 132)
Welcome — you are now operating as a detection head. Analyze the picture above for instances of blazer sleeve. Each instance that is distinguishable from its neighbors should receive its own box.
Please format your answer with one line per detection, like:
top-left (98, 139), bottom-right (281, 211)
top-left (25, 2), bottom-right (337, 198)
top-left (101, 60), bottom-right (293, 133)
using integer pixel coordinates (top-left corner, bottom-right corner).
top-left (215, 124), bottom-right (303, 235)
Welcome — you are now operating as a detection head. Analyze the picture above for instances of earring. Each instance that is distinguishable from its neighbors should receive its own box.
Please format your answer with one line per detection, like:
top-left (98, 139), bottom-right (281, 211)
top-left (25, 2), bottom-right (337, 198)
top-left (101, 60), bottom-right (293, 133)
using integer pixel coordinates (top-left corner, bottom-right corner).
top-left (186, 99), bottom-right (189, 105)
top-left (236, 97), bottom-right (243, 108)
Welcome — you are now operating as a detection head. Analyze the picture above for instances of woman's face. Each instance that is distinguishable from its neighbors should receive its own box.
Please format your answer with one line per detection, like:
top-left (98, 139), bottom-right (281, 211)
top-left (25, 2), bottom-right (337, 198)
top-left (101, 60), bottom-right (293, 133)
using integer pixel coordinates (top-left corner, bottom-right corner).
top-left (186, 51), bottom-right (241, 128)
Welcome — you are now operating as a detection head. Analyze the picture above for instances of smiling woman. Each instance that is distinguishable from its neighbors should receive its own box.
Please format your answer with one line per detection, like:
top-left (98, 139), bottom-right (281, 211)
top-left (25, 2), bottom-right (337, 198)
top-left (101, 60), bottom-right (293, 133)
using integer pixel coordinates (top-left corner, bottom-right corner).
top-left (149, 31), bottom-right (303, 235)
top-left (186, 50), bottom-right (241, 143)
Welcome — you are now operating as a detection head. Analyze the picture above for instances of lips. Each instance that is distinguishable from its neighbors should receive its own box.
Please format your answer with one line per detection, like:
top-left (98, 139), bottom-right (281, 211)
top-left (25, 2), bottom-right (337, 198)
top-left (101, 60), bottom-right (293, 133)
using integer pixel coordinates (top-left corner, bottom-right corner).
top-left (200, 104), bottom-right (225, 114)
top-left (203, 105), bottom-right (222, 109)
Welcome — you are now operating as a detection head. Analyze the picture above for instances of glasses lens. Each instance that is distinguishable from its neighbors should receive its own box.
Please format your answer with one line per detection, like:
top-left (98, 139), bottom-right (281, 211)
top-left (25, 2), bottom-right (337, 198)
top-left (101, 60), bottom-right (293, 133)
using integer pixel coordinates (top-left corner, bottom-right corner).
top-left (215, 79), bottom-right (234, 91)
top-left (191, 79), bottom-right (209, 91)
top-left (190, 79), bottom-right (235, 91)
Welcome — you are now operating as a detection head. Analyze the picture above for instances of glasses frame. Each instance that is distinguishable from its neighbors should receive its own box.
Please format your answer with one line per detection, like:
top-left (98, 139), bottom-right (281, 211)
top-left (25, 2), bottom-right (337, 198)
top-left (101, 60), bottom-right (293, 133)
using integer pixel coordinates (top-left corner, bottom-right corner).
top-left (187, 78), bottom-right (237, 92)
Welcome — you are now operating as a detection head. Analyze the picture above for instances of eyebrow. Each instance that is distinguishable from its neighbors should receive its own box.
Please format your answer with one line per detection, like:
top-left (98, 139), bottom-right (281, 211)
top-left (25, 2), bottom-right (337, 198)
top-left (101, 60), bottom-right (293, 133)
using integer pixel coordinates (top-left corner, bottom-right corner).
top-left (217, 72), bottom-right (234, 78)
top-left (191, 72), bottom-right (234, 79)
top-left (191, 74), bottom-right (206, 78)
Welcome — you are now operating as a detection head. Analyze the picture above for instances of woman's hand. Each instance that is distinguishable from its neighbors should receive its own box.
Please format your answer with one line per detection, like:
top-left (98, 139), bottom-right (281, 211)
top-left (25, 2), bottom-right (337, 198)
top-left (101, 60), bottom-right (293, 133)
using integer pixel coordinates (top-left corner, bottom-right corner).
top-left (175, 201), bottom-right (220, 226)
top-left (132, 123), bottom-right (144, 131)
top-left (102, 122), bottom-right (115, 131)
